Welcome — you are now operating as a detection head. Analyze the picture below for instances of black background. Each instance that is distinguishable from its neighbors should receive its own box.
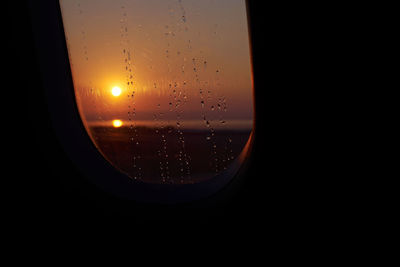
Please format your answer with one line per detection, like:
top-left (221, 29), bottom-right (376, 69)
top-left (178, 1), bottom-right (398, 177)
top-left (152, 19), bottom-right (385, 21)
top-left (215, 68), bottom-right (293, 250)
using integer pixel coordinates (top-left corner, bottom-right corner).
top-left (4, 1), bottom-right (333, 234)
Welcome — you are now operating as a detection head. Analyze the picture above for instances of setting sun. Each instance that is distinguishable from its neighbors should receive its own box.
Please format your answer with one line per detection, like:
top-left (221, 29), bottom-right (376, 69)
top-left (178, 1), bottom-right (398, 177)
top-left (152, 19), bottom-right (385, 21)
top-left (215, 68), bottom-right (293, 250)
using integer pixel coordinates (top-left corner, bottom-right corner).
top-left (111, 86), bottom-right (121, 97)
top-left (112, 119), bottom-right (123, 128)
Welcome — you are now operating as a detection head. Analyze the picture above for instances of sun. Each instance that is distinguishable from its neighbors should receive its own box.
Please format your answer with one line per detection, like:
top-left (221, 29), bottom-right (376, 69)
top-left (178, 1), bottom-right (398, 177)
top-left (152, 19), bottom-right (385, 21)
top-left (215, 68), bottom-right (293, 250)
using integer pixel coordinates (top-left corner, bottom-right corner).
top-left (112, 119), bottom-right (123, 128)
top-left (111, 86), bottom-right (121, 97)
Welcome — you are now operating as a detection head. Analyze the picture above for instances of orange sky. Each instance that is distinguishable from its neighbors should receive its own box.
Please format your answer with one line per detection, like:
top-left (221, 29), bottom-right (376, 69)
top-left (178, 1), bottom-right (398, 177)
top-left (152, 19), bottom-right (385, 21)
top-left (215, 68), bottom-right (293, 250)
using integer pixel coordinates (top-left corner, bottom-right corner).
top-left (60, 0), bottom-right (253, 125)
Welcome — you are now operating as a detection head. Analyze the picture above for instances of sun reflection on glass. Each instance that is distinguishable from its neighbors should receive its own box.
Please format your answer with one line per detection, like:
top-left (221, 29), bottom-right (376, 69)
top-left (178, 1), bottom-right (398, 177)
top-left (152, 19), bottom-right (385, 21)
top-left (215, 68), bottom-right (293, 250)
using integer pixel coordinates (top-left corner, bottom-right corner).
top-left (112, 119), bottom-right (123, 127)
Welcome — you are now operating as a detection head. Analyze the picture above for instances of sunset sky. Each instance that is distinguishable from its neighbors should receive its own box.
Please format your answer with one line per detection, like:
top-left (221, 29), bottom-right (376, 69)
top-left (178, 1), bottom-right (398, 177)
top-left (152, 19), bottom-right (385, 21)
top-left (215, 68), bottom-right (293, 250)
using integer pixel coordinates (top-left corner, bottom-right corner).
top-left (60, 0), bottom-right (253, 126)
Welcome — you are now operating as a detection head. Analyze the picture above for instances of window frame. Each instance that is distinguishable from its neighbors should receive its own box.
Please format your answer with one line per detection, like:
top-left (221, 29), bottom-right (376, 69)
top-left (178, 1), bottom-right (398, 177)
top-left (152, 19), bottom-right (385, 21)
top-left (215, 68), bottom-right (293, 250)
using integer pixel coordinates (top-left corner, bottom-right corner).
top-left (28, 0), bottom-right (255, 203)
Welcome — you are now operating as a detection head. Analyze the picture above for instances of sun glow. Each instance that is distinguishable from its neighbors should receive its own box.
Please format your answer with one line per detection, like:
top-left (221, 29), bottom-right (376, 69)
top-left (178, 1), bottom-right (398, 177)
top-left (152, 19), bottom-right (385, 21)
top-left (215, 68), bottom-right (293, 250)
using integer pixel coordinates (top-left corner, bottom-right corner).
top-left (112, 119), bottom-right (123, 128)
top-left (111, 86), bottom-right (121, 97)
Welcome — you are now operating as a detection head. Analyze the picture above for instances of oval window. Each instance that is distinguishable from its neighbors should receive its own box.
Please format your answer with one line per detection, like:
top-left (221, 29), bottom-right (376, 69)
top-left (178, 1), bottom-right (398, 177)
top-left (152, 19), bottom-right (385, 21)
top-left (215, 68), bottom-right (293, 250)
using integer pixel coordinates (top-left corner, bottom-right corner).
top-left (59, 0), bottom-right (254, 186)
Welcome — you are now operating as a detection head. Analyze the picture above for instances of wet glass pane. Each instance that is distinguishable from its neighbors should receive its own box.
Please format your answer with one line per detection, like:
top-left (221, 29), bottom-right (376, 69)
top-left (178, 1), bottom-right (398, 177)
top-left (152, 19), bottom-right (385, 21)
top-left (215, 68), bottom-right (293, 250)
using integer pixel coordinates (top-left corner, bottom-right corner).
top-left (59, 0), bottom-right (254, 184)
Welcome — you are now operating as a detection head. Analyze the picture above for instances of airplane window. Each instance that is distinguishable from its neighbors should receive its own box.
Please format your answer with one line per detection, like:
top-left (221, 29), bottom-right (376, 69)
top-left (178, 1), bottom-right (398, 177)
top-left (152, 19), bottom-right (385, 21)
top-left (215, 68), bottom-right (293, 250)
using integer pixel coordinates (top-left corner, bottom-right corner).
top-left (59, 0), bottom-right (254, 185)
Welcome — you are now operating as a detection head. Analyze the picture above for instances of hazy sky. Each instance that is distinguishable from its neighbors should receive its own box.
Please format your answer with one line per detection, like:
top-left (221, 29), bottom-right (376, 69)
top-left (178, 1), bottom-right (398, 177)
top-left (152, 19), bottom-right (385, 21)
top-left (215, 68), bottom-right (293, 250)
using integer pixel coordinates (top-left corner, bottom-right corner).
top-left (60, 0), bottom-right (253, 124)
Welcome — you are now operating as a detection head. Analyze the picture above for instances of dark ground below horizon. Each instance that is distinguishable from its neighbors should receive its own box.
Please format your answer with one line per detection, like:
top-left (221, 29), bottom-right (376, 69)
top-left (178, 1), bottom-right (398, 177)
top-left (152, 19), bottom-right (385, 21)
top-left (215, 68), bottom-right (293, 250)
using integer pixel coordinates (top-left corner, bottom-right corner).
top-left (89, 126), bottom-right (252, 184)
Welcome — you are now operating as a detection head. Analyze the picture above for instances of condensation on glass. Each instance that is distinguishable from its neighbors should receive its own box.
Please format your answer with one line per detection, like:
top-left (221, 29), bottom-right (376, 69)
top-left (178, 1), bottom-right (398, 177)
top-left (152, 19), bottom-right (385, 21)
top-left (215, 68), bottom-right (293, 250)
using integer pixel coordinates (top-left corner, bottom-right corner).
top-left (59, 0), bottom-right (253, 184)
